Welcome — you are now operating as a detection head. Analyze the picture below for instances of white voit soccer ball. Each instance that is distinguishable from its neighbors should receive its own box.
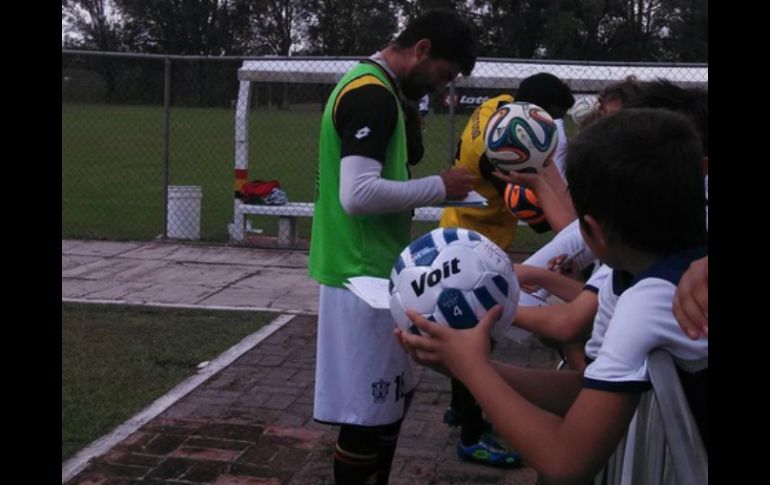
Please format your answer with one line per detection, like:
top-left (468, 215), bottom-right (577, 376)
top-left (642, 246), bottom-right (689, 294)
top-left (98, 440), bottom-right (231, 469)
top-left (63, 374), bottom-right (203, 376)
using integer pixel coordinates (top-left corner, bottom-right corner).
top-left (389, 228), bottom-right (519, 342)
top-left (484, 101), bottom-right (558, 174)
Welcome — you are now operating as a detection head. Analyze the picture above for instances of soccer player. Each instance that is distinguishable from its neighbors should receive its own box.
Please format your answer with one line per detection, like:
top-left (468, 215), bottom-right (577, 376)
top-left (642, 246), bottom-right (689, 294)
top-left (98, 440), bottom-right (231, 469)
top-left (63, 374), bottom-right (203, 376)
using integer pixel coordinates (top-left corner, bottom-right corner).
top-left (437, 72), bottom-right (574, 468)
top-left (308, 10), bottom-right (477, 484)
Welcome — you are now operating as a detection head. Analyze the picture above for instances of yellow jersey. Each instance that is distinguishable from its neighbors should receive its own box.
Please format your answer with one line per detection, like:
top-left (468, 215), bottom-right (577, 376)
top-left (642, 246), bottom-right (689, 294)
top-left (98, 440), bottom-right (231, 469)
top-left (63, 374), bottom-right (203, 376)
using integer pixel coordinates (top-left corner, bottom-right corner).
top-left (440, 94), bottom-right (519, 250)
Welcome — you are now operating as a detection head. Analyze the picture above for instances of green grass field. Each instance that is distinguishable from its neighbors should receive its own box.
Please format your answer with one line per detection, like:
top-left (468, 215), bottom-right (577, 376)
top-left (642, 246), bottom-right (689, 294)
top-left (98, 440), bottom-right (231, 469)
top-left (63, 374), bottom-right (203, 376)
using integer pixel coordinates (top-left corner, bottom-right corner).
top-left (61, 303), bottom-right (278, 461)
top-left (63, 102), bottom-right (554, 251)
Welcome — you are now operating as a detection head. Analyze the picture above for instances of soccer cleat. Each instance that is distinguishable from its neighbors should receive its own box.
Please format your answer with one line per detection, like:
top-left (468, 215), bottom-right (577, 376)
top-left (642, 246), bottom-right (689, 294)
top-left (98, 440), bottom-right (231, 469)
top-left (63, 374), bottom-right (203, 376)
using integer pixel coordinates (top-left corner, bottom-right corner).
top-left (456, 435), bottom-right (522, 468)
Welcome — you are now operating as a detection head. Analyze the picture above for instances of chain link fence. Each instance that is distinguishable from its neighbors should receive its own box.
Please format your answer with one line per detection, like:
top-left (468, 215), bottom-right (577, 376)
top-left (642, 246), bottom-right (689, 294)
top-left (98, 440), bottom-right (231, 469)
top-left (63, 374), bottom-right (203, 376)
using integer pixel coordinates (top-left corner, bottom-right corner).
top-left (62, 50), bottom-right (707, 254)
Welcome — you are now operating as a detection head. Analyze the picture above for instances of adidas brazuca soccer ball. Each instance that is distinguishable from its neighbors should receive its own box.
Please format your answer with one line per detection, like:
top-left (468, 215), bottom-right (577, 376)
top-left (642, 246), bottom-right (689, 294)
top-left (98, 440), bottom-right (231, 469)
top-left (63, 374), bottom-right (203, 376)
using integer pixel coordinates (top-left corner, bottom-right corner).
top-left (569, 95), bottom-right (599, 125)
top-left (484, 101), bottom-right (558, 174)
top-left (504, 183), bottom-right (546, 225)
top-left (389, 228), bottom-right (519, 341)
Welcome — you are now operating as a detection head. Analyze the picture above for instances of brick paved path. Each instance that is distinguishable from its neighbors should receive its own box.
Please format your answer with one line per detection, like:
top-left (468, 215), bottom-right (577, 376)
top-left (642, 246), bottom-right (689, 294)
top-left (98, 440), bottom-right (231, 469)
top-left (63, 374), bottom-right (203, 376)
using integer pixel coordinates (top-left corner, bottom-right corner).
top-left (66, 314), bottom-right (560, 485)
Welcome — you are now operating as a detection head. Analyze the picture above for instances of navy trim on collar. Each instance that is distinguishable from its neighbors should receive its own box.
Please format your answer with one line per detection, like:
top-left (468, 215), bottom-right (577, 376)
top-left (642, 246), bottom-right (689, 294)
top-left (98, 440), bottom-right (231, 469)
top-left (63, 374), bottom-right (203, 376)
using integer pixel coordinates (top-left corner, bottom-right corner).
top-left (611, 270), bottom-right (635, 296)
top-left (583, 377), bottom-right (651, 393)
top-left (583, 284), bottom-right (600, 294)
top-left (632, 246), bottom-right (708, 287)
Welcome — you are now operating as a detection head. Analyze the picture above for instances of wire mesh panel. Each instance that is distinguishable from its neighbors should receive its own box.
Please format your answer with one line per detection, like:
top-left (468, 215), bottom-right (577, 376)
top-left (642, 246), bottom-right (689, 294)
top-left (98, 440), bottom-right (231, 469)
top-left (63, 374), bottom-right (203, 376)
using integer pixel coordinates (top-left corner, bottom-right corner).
top-left (163, 57), bottom-right (245, 242)
top-left (63, 52), bottom-right (167, 241)
top-left (63, 51), bottom-right (707, 254)
top-left (62, 52), bottom-right (244, 242)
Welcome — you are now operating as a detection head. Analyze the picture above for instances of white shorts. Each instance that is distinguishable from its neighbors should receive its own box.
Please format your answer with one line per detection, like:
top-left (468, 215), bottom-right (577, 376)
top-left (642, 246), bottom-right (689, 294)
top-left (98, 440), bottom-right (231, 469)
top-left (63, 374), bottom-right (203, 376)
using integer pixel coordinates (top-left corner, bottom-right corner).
top-left (314, 285), bottom-right (416, 426)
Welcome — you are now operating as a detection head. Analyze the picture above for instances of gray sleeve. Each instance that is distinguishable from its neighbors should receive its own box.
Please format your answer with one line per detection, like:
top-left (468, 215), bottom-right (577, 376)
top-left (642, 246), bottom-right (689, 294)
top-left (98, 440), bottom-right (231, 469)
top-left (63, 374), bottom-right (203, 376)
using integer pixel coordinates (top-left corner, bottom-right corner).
top-left (339, 155), bottom-right (445, 215)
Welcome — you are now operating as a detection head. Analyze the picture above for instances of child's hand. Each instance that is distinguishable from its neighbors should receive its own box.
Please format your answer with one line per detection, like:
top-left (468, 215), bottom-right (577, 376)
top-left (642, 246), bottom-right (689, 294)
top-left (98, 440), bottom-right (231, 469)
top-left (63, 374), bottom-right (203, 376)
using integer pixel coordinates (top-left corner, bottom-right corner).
top-left (394, 327), bottom-right (451, 376)
top-left (547, 254), bottom-right (567, 272)
top-left (493, 168), bottom-right (547, 192)
top-left (513, 263), bottom-right (543, 293)
top-left (673, 256), bottom-right (708, 339)
top-left (396, 306), bottom-right (501, 382)
top-left (547, 254), bottom-right (582, 280)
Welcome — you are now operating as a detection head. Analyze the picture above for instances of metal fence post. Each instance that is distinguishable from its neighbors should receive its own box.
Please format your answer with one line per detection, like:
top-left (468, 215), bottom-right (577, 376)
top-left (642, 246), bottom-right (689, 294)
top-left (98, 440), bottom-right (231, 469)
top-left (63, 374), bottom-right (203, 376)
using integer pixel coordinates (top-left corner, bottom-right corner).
top-left (647, 350), bottom-right (708, 484)
top-left (162, 56), bottom-right (172, 239)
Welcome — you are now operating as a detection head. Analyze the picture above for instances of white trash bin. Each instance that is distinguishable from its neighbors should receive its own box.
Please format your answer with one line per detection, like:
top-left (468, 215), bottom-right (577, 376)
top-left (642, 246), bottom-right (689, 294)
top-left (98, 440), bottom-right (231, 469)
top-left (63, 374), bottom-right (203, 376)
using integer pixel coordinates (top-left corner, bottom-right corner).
top-left (167, 185), bottom-right (202, 240)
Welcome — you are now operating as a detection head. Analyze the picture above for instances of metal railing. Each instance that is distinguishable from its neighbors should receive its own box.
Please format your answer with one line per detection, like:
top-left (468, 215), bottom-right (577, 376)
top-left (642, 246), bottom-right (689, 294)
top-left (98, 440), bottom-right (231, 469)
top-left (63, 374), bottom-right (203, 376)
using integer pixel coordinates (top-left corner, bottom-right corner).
top-left (595, 350), bottom-right (707, 485)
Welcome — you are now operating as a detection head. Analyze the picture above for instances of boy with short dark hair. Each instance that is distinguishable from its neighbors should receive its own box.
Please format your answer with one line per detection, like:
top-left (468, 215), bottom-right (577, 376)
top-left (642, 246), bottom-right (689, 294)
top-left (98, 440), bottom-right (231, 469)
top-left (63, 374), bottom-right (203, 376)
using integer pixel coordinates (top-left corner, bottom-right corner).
top-left (397, 108), bottom-right (708, 483)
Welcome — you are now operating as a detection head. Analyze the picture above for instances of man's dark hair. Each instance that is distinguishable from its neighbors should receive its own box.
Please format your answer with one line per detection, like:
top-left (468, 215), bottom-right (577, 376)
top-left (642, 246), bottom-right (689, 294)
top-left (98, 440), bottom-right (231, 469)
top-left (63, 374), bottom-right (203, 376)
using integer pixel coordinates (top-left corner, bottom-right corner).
top-left (394, 9), bottom-right (477, 76)
top-left (625, 79), bottom-right (708, 156)
top-left (566, 108), bottom-right (706, 254)
top-left (515, 73), bottom-right (575, 119)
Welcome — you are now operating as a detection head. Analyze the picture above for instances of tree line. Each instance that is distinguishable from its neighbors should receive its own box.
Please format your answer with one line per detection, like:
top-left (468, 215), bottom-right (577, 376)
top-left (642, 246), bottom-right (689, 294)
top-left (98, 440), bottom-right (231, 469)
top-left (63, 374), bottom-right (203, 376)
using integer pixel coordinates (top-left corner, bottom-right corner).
top-left (63, 0), bottom-right (707, 62)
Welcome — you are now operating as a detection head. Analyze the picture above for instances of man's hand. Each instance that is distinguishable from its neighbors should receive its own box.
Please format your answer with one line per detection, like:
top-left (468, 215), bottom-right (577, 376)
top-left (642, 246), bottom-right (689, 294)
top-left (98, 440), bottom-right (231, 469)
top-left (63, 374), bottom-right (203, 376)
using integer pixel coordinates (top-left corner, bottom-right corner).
top-left (440, 167), bottom-right (474, 200)
top-left (673, 256), bottom-right (708, 339)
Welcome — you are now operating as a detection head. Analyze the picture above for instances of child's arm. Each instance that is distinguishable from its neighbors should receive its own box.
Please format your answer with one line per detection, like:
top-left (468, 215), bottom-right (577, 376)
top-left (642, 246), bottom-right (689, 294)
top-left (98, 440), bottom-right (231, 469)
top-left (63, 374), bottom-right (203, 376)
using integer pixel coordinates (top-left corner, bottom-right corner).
top-left (512, 290), bottom-right (598, 343)
top-left (473, 367), bottom-right (639, 483)
top-left (541, 161), bottom-right (577, 220)
top-left (515, 264), bottom-right (586, 302)
top-left (397, 306), bottom-right (640, 484)
top-left (494, 165), bottom-right (576, 233)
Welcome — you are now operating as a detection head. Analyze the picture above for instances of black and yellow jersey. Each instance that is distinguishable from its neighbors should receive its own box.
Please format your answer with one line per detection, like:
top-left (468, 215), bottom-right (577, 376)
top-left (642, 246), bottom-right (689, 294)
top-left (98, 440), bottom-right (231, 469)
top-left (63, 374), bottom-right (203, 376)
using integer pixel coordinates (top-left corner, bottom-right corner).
top-left (440, 94), bottom-right (519, 250)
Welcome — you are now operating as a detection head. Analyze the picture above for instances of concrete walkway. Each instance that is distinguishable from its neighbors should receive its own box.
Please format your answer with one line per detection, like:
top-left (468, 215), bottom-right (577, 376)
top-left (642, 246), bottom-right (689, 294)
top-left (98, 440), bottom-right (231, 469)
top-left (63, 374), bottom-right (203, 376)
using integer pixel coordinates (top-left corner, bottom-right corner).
top-left (63, 240), bottom-right (559, 485)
